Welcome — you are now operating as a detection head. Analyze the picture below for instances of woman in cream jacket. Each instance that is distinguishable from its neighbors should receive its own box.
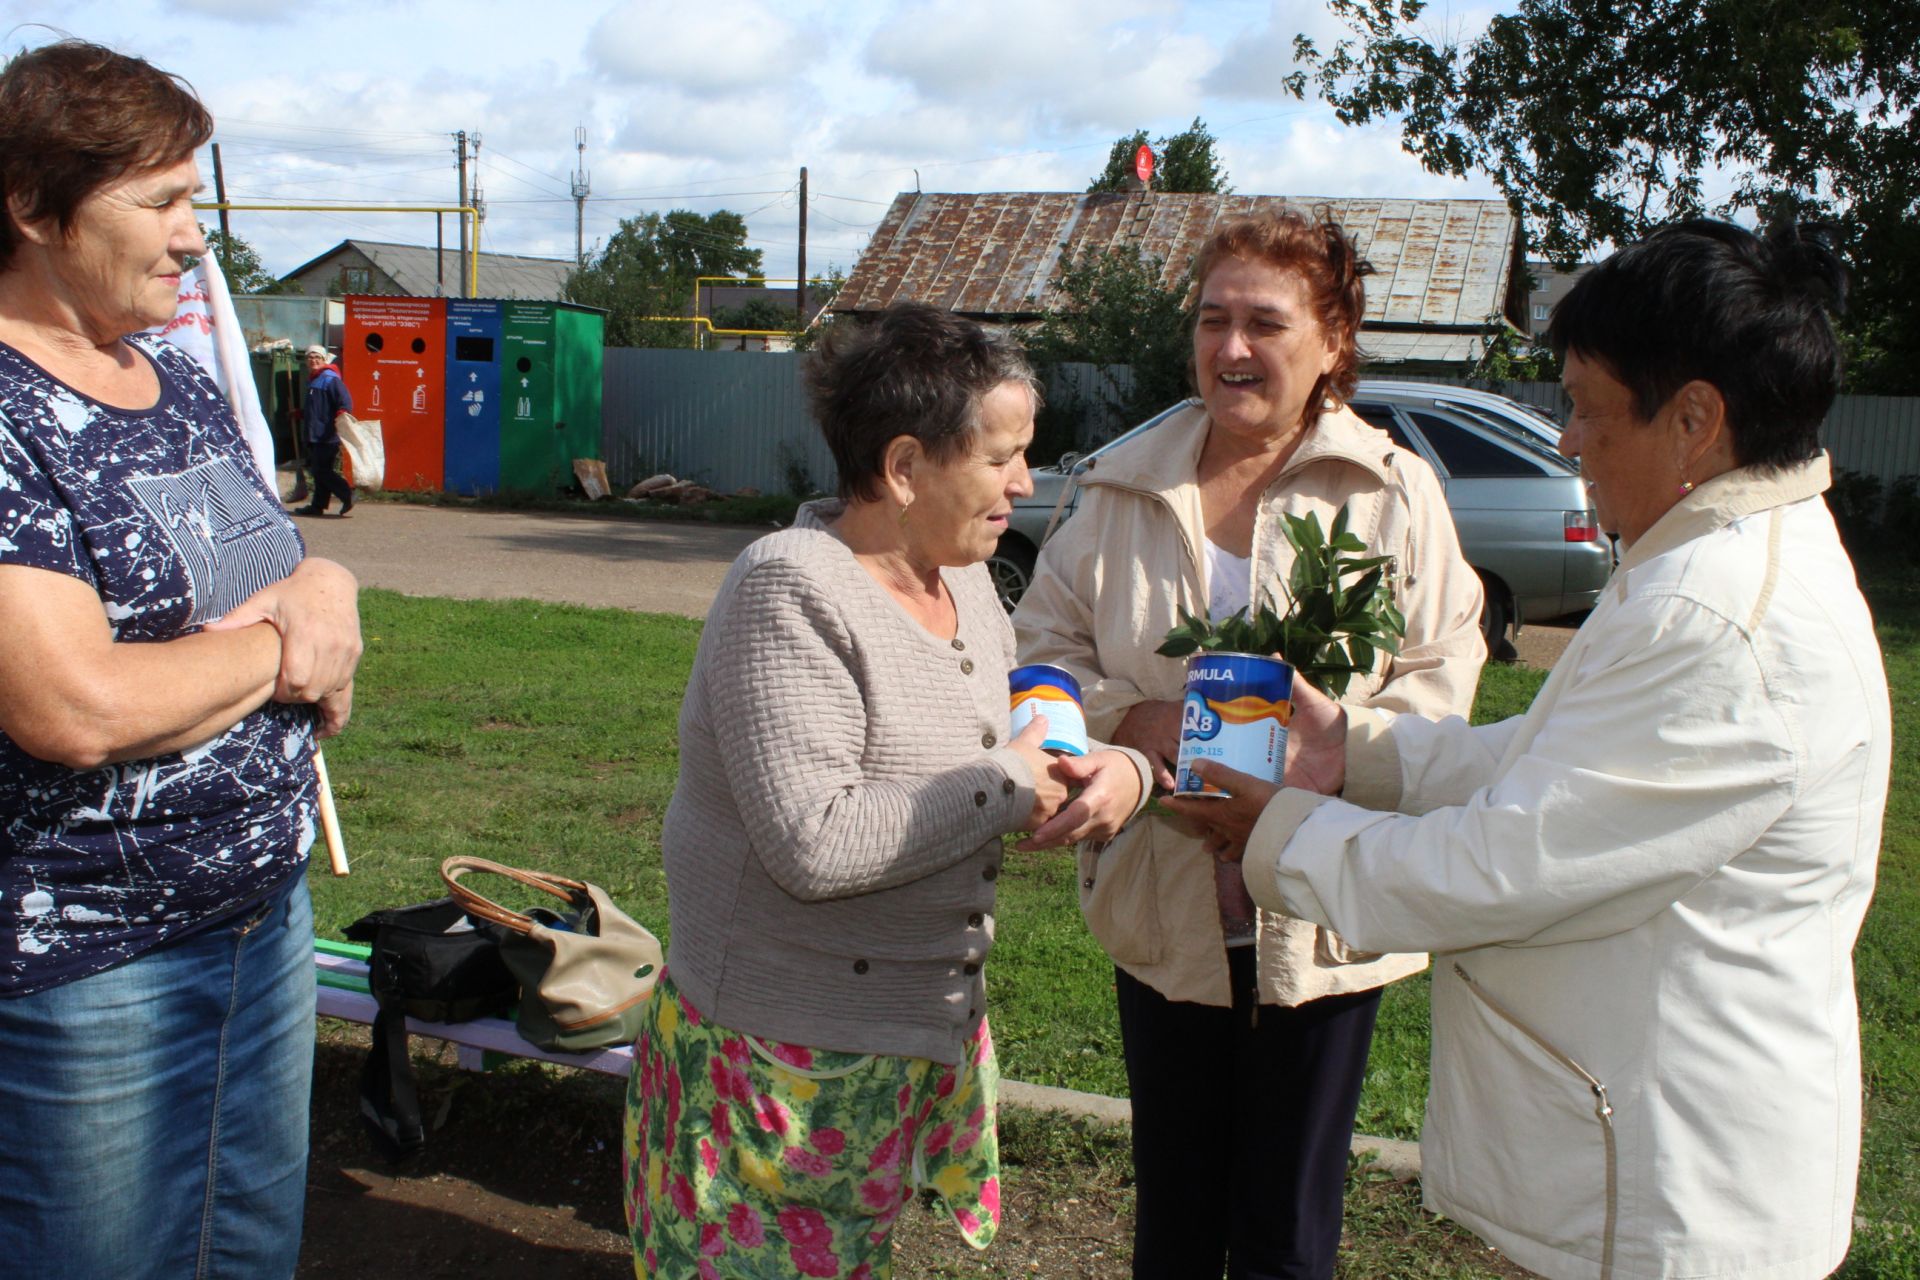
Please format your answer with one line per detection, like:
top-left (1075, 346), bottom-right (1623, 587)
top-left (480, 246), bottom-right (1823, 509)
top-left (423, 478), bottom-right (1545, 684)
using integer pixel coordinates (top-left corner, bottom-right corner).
top-left (1013, 208), bottom-right (1485, 1278)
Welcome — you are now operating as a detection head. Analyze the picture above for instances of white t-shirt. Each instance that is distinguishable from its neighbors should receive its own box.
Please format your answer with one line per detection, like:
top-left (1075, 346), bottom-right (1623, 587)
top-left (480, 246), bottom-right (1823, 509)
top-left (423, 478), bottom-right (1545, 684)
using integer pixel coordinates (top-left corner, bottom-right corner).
top-left (1205, 537), bottom-right (1252, 622)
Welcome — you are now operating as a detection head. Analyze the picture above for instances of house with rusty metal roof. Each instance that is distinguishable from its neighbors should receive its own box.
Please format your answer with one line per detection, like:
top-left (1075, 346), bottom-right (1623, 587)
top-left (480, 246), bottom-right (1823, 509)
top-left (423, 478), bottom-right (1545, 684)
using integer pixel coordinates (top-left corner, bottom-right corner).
top-left (833, 192), bottom-right (1529, 371)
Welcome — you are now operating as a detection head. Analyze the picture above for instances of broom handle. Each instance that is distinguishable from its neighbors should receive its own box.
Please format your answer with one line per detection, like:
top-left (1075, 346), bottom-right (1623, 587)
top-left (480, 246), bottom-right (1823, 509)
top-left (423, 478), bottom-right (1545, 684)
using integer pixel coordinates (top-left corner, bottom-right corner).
top-left (313, 748), bottom-right (348, 876)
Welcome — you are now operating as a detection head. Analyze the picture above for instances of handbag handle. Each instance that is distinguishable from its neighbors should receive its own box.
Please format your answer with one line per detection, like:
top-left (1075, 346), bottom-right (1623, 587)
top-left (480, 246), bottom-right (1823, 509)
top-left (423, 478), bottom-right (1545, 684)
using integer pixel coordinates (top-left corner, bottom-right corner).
top-left (440, 856), bottom-right (590, 935)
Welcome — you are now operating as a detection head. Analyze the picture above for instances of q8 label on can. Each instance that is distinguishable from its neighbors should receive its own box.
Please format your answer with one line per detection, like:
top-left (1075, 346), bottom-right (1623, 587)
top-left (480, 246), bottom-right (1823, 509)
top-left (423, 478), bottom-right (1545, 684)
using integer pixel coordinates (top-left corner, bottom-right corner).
top-left (1173, 652), bottom-right (1294, 797)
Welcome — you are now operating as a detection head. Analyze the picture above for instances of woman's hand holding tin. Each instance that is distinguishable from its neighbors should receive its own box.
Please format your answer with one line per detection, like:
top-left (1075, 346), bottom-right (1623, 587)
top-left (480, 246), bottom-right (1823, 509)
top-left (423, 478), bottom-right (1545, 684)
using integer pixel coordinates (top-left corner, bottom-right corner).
top-left (1161, 761), bottom-right (1280, 861)
top-left (1008, 713), bottom-right (1072, 833)
top-left (1017, 750), bottom-right (1144, 850)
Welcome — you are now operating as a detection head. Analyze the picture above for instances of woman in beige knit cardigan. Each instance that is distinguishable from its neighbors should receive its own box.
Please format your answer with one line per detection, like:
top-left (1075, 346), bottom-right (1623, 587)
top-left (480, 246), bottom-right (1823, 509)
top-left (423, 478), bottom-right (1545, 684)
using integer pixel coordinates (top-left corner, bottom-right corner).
top-left (625, 303), bottom-right (1150, 1280)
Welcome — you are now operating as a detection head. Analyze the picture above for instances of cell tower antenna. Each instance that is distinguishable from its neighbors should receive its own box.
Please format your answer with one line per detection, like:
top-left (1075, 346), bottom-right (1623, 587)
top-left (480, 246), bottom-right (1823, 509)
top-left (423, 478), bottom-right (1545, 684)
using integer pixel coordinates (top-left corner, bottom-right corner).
top-left (572, 126), bottom-right (592, 267)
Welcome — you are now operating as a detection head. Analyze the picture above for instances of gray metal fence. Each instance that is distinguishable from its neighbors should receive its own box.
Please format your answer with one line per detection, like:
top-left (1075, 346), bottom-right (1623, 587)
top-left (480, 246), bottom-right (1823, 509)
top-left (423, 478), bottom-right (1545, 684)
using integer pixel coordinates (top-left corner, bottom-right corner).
top-left (600, 353), bottom-right (1145, 494)
top-left (601, 349), bottom-right (831, 495)
top-left (600, 350), bottom-right (1920, 496)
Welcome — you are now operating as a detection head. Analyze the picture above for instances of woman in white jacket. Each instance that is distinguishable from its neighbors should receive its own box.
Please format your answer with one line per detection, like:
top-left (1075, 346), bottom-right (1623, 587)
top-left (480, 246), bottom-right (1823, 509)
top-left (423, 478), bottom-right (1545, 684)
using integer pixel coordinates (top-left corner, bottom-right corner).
top-left (1175, 219), bottom-right (1888, 1280)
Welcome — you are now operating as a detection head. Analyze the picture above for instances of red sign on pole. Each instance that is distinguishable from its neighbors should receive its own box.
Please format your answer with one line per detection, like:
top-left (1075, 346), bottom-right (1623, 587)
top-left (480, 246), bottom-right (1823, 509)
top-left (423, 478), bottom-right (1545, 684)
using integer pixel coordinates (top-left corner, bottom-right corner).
top-left (1134, 144), bottom-right (1155, 185)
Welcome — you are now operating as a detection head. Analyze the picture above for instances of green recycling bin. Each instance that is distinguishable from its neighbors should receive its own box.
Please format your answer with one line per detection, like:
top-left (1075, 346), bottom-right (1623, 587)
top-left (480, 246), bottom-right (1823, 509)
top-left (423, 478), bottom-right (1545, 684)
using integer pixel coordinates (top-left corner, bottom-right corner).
top-left (499, 301), bottom-right (604, 493)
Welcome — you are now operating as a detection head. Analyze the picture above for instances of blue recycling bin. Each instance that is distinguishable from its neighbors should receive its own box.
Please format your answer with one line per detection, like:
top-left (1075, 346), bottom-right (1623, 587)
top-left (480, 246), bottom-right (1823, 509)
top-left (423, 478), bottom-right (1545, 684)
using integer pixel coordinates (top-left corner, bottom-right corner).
top-left (444, 299), bottom-right (504, 495)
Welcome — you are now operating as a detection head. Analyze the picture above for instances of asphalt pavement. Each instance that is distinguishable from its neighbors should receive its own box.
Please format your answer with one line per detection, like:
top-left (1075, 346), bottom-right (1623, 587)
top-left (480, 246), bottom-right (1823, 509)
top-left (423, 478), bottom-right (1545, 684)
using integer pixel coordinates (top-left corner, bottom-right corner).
top-left (287, 498), bottom-right (767, 618)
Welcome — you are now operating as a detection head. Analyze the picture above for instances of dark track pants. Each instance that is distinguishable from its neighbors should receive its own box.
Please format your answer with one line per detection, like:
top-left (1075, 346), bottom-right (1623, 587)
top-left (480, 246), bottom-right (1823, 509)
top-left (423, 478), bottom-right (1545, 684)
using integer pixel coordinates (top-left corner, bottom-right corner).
top-left (305, 439), bottom-right (354, 513)
top-left (1115, 948), bottom-right (1382, 1280)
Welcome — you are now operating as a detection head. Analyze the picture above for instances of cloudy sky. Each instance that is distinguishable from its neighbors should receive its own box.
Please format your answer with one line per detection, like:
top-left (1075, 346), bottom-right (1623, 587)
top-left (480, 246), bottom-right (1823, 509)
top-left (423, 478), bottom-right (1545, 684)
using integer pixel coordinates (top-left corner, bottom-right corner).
top-left (13, 0), bottom-right (1504, 283)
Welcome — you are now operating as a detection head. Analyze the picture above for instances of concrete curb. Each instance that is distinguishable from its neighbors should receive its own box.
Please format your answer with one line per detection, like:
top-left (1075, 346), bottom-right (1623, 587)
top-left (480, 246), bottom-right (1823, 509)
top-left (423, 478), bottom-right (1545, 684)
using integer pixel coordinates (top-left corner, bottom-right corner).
top-left (1001, 1079), bottom-right (1422, 1181)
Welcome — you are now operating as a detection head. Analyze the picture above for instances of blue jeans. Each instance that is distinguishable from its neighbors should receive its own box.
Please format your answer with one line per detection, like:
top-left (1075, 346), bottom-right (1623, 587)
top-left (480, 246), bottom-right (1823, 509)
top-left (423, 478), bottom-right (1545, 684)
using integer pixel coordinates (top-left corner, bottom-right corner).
top-left (0, 873), bottom-right (315, 1279)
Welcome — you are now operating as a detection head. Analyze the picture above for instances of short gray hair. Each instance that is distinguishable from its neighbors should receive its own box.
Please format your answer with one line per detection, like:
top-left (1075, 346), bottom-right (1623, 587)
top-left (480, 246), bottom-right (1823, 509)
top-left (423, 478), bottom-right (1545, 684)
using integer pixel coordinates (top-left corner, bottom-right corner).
top-left (805, 302), bottom-right (1041, 503)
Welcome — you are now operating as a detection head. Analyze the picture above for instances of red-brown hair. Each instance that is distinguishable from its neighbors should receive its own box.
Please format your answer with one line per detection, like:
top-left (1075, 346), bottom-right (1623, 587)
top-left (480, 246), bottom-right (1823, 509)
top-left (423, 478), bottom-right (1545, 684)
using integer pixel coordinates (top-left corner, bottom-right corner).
top-left (0, 40), bottom-right (213, 271)
top-left (1190, 206), bottom-right (1373, 413)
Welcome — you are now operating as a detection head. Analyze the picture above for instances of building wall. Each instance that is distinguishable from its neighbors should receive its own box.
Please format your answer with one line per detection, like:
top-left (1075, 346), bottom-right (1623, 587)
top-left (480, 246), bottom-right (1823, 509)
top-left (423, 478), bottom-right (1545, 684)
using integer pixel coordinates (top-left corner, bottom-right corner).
top-left (282, 247), bottom-right (401, 299)
top-left (1522, 262), bottom-right (1589, 338)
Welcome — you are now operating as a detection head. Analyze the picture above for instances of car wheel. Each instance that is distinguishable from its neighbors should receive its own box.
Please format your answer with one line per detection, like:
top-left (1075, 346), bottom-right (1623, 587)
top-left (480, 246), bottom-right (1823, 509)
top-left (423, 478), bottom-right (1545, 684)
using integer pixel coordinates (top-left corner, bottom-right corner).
top-left (988, 538), bottom-right (1038, 612)
top-left (1478, 572), bottom-right (1516, 660)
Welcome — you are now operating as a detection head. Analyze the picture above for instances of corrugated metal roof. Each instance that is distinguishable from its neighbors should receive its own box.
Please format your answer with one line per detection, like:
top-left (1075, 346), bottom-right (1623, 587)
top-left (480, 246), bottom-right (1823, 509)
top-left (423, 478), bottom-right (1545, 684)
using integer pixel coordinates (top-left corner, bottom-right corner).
top-left (835, 192), bottom-right (1525, 334)
top-left (285, 239), bottom-right (575, 300)
top-left (1359, 331), bottom-right (1492, 364)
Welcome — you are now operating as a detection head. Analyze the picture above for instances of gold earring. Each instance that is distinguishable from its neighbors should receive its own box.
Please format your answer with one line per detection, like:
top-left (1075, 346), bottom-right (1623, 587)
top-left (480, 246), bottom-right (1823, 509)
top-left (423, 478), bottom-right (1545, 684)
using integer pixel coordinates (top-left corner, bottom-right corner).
top-left (898, 498), bottom-right (912, 526)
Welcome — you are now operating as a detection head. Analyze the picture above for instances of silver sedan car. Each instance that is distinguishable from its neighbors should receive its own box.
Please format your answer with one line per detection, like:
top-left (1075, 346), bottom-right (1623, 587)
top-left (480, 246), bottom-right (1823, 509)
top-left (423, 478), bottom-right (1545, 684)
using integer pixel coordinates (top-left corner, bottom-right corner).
top-left (989, 380), bottom-right (1613, 648)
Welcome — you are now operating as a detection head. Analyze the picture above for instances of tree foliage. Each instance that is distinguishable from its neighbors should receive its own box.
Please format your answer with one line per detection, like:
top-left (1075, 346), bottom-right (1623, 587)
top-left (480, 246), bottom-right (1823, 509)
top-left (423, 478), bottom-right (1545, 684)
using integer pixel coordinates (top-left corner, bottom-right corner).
top-left (1155, 506), bottom-right (1405, 698)
top-left (564, 209), bottom-right (764, 347)
top-left (1286, 0), bottom-right (1920, 390)
top-left (198, 227), bottom-right (294, 295)
top-left (1026, 246), bottom-right (1193, 458)
top-left (1088, 117), bottom-right (1232, 193)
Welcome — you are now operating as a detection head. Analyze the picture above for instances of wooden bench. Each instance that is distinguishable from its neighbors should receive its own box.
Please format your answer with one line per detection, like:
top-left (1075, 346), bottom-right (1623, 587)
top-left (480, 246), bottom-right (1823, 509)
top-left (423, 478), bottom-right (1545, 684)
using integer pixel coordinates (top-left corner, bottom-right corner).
top-left (314, 938), bottom-right (634, 1078)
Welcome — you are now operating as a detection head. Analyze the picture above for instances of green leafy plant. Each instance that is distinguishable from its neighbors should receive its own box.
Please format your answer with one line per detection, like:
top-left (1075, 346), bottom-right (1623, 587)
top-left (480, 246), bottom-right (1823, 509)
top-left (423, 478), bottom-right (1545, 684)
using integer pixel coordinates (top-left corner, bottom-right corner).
top-left (1155, 505), bottom-right (1407, 697)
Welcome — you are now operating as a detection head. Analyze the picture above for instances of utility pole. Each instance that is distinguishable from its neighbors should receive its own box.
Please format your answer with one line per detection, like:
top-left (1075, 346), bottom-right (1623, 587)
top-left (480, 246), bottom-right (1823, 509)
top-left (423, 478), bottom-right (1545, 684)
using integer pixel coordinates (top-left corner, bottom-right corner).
top-left (571, 126), bottom-right (591, 268)
top-left (211, 143), bottom-right (232, 276)
top-left (469, 133), bottom-right (486, 298)
top-left (455, 130), bottom-right (469, 290)
top-left (796, 166), bottom-right (808, 330)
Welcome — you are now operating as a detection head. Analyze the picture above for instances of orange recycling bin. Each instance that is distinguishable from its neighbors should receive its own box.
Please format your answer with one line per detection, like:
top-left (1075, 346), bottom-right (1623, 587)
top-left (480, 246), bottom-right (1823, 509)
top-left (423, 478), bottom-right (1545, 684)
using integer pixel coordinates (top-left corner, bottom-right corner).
top-left (342, 296), bottom-right (447, 492)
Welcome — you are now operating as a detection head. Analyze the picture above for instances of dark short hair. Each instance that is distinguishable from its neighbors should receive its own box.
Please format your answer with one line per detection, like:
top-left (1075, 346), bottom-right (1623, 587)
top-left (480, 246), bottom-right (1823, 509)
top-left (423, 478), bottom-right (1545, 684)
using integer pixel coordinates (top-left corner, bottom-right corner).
top-left (1547, 219), bottom-right (1848, 472)
top-left (0, 40), bottom-right (213, 272)
top-left (805, 302), bottom-right (1041, 503)
top-left (1189, 207), bottom-right (1373, 411)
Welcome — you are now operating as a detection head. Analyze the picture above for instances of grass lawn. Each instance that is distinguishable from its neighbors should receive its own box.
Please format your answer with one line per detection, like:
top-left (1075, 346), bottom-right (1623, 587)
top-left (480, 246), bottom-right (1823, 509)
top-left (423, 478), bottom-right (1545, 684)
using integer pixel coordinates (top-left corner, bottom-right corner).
top-left (313, 561), bottom-right (1918, 1275)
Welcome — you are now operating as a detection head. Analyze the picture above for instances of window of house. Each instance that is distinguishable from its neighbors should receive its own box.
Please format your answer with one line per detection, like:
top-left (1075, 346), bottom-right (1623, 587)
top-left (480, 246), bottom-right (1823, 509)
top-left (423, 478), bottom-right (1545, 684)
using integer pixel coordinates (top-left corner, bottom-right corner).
top-left (1532, 302), bottom-right (1549, 320)
top-left (340, 267), bottom-right (373, 294)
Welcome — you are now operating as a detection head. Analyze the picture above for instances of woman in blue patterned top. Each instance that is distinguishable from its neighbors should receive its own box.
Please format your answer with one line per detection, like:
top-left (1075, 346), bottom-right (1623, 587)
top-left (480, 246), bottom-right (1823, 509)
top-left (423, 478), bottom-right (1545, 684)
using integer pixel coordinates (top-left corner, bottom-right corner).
top-left (0, 41), bottom-right (363, 1278)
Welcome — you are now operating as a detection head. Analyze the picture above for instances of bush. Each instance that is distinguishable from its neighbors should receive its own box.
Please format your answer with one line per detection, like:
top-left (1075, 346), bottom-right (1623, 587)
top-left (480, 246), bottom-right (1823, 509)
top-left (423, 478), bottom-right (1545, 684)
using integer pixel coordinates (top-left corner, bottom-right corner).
top-left (1828, 467), bottom-right (1885, 552)
top-left (1884, 476), bottom-right (1920, 562)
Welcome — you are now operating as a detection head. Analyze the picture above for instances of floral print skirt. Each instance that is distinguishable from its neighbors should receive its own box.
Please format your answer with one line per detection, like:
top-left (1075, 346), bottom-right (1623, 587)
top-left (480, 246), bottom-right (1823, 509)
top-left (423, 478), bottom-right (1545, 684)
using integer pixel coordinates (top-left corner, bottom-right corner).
top-left (624, 970), bottom-right (1001, 1279)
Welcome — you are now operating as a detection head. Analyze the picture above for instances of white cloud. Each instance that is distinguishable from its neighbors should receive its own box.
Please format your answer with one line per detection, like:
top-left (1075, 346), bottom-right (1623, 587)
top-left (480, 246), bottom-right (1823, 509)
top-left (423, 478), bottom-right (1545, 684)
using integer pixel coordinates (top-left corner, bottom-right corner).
top-left (829, 103), bottom-right (1030, 163)
top-left (1226, 116), bottom-right (1497, 202)
top-left (608, 87), bottom-right (814, 164)
top-left (864, 0), bottom-right (1217, 129)
top-left (162, 0), bottom-right (293, 24)
top-left (588, 0), bottom-right (817, 96)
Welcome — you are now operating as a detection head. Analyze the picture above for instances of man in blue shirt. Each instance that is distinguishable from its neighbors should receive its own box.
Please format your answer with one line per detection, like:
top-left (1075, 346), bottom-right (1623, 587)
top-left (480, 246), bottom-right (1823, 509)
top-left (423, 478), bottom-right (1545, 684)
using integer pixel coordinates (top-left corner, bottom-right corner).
top-left (296, 343), bottom-right (355, 516)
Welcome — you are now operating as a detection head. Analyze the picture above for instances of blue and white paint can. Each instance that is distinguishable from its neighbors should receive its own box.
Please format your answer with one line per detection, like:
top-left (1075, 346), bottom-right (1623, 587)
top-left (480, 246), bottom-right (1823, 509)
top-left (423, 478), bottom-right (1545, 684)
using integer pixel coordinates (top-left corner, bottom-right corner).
top-left (1008, 663), bottom-right (1088, 756)
top-left (1173, 651), bottom-right (1294, 797)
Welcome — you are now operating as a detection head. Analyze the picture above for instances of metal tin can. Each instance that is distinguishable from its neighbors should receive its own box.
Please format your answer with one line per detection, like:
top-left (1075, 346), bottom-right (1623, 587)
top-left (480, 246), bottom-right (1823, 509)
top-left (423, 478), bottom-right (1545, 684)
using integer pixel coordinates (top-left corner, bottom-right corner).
top-left (1173, 651), bottom-right (1294, 797)
top-left (1008, 663), bottom-right (1088, 756)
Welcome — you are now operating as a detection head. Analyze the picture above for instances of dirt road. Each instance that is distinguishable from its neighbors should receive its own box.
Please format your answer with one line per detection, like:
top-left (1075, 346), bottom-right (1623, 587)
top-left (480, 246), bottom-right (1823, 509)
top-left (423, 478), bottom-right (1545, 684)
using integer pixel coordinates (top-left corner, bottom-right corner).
top-left (289, 500), bottom-right (767, 618)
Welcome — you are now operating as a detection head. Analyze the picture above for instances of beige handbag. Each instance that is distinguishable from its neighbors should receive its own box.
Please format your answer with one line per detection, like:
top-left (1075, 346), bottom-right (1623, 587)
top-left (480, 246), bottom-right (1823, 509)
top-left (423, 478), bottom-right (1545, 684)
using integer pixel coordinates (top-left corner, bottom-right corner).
top-left (440, 856), bottom-right (662, 1052)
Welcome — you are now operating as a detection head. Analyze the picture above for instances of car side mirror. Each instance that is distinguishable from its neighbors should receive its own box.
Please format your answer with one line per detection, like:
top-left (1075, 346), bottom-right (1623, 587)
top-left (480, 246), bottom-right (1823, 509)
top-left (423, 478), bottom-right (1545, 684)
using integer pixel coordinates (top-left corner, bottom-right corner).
top-left (1056, 451), bottom-right (1082, 472)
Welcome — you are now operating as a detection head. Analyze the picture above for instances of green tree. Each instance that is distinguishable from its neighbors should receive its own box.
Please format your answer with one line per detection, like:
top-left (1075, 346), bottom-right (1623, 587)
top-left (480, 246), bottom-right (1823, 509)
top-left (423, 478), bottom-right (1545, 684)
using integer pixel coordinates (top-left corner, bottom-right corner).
top-left (565, 209), bottom-right (765, 347)
top-left (711, 297), bottom-right (792, 333)
top-left (788, 266), bottom-right (847, 354)
top-left (1088, 117), bottom-right (1232, 193)
top-left (1026, 246), bottom-right (1193, 459)
top-left (197, 227), bottom-right (294, 294)
top-left (1286, 0), bottom-right (1920, 391)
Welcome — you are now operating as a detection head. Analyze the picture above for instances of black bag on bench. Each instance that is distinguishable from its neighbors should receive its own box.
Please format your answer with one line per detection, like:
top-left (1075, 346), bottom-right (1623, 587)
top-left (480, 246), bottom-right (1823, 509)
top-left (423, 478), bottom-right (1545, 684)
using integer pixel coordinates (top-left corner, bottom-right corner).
top-left (344, 898), bottom-right (518, 1162)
